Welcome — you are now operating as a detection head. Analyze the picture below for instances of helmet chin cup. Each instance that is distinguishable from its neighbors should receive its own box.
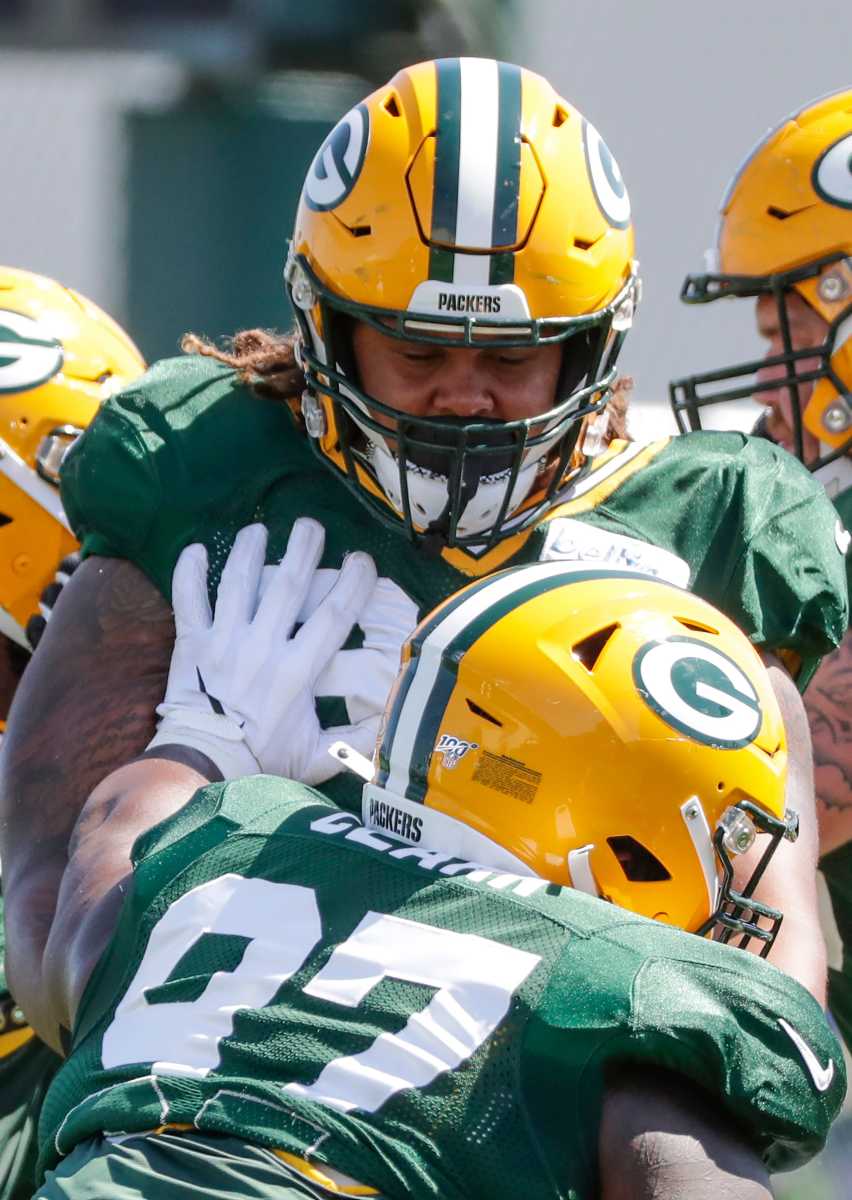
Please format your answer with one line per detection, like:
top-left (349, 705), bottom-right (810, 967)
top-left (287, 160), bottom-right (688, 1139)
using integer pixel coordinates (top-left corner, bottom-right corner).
top-left (368, 437), bottom-right (542, 539)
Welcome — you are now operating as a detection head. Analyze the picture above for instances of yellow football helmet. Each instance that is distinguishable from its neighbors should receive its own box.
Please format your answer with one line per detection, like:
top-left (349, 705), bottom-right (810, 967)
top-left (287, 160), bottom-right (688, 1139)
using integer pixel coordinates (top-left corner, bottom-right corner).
top-left (285, 57), bottom-right (639, 552)
top-left (671, 89), bottom-right (852, 478)
top-left (358, 565), bottom-right (795, 953)
top-left (0, 267), bottom-right (145, 649)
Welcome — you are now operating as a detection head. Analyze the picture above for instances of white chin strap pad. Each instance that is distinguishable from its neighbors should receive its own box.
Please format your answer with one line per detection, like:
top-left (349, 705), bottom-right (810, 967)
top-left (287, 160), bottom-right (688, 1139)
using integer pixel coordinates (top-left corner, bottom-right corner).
top-left (368, 438), bottom-right (541, 538)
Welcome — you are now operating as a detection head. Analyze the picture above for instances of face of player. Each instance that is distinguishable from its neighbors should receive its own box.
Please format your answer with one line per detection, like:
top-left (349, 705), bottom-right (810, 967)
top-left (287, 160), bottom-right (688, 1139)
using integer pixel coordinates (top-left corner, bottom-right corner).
top-left (754, 291), bottom-right (828, 460)
top-left (351, 322), bottom-right (564, 422)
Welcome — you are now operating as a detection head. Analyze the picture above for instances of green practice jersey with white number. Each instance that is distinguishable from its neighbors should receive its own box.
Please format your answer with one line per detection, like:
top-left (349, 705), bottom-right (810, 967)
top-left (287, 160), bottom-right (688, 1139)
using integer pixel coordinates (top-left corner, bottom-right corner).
top-left (39, 778), bottom-right (845, 1196)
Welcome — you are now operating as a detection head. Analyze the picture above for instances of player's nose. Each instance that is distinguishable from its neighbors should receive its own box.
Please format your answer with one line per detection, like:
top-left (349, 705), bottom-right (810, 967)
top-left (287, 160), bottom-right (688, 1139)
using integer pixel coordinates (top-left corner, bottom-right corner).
top-left (429, 359), bottom-right (497, 418)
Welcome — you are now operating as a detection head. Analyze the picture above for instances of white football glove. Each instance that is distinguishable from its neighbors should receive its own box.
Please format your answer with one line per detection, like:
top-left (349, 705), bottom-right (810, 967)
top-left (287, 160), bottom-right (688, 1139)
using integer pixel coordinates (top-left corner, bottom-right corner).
top-left (258, 569), bottom-right (419, 729)
top-left (148, 518), bottom-right (378, 784)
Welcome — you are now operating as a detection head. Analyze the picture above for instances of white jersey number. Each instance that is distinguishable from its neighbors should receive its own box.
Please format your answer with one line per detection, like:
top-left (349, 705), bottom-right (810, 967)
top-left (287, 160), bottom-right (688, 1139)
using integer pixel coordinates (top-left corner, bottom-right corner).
top-left (101, 874), bottom-right (540, 1114)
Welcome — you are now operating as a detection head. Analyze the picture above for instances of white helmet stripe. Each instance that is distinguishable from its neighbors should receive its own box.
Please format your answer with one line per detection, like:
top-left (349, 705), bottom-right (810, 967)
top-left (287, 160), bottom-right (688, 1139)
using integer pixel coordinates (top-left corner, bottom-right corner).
top-left (455, 57), bottom-right (500, 250)
top-left (384, 563), bottom-right (657, 801)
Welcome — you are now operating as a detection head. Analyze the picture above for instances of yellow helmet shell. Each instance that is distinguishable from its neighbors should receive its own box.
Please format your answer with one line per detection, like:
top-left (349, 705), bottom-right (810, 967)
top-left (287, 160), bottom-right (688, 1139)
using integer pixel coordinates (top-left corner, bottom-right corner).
top-left (293, 58), bottom-right (635, 321)
top-left (287, 58), bottom-right (639, 550)
top-left (716, 90), bottom-right (852, 449)
top-left (368, 567), bottom-right (787, 936)
top-left (0, 267), bottom-right (145, 645)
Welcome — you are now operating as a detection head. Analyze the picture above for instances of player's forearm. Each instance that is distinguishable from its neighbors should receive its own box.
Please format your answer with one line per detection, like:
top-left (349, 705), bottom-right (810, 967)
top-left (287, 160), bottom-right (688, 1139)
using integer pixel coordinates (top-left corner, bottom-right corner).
top-left (39, 750), bottom-right (218, 1049)
top-left (733, 657), bottom-right (826, 1002)
top-left (599, 1068), bottom-right (773, 1200)
top-left (805, 634), bottom-right (852, 857)
top-left (0, 556), bottom-right (173, 1028)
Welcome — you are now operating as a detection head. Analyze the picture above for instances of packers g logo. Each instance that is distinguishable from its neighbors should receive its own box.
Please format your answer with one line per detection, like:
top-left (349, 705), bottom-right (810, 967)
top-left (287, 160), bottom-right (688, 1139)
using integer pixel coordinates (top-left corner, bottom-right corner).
top-left (812, 132), bottom-right (852, 210)
top-left (0, 311), bottom-right (63, 394)
top-left (582, 119), bottom-right (630, 230)
top-left (304, 104), bottom-right (370, 213)
top-left (633, 637), bottom-right (762, 749)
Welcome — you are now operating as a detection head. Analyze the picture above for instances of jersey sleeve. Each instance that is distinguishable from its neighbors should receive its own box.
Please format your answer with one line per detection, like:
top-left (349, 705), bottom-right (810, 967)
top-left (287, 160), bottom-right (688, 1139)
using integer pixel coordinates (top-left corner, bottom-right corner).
top-left (60, 355), bottom-right (299, 600)
top-left (540, 920), bottom-right (846, 1173)
top-left (713, 438), bottom-right (848, 688)
top-left (577, 434), bottom-right (847, 688)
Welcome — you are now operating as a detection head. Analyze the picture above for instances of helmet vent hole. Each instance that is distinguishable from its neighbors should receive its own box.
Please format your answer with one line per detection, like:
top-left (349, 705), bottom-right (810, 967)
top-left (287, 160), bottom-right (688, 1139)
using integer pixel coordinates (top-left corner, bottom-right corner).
top-left (572, 623), bottom-right (618, 671)
top-left (383, 93), bottom-right (401, 117)
top-left (766, 205), bottom-right (797, 221)
top-left (573, 237), bottom-right (594, 252)
top-left (552, 105), bottom-right (569, 128)
top-left (349, 225), bottom-right (372, 238)
top-left (607, 836), bottom-right (671, 882)
top-left (466, 698), bottom-right (503, 727)
top-left (676, 616), bottom-right (718, 635)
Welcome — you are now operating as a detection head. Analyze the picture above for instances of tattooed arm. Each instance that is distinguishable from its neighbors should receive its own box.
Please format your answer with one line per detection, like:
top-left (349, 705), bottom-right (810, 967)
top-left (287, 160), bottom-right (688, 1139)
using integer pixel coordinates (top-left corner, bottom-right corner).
top-left (0, 557), bottom-right (174, 1047)
top-left (805, 632), bottom-right (852, 857)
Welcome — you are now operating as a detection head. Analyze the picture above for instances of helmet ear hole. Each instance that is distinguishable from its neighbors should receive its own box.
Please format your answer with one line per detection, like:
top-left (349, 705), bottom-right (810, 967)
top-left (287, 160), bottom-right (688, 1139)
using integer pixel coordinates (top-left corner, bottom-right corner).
top-left (607, 836), bottom-right (671, 882)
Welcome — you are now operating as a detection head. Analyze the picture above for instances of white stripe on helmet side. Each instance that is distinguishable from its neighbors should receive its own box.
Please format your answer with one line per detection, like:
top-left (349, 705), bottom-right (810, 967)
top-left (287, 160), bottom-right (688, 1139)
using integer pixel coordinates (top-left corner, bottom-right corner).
top-left (384, 560), bottom-right (629, 799)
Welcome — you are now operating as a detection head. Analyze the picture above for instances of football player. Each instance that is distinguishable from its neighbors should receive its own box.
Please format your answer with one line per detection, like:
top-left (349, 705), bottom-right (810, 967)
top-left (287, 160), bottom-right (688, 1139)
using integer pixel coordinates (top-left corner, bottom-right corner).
top-left (669, 89), bottom-right (852, 1047)
top-left (17, 523), bottom-right (846, 1199)
top-left (1, 58), bottom-right (846, 1049)
top-left (0, 267), bottom-right (145, 1200)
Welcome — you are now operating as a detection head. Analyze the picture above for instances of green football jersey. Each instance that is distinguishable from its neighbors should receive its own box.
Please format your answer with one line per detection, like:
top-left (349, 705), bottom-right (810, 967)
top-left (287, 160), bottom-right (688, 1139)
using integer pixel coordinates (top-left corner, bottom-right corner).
top-left (40, 779), bottom-right (845, 1197)
top-left (60, 354), bottom-right (847, 702)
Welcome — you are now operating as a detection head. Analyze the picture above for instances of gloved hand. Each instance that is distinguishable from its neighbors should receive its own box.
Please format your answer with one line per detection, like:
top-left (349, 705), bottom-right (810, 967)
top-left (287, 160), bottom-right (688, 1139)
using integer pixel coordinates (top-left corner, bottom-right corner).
top-left (259, 568), bottom-right (419, 730)
top-left (147, 518), bottom-right (378, 783)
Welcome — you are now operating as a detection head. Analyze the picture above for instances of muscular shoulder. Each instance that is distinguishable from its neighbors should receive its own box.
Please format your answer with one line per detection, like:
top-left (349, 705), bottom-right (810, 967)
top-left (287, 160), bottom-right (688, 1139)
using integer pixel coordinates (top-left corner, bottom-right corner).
top-left (59, 354), bottom-right (309, 597)
top-left (539, 915), bottom-right (846, 1171)
top-left (546, 432), bottom-right (848, 679)
top-left (607, 430), bottom-right (833, 522)
top-left (130, 774), bottom-right (325, 873)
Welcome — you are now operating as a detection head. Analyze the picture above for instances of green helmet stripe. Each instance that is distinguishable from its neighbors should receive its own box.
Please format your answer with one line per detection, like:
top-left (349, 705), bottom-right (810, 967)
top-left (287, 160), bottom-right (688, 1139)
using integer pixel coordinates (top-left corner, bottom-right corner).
top-left (490, 61), bottom-right (522, 259)
top-left (428, 58), bottom-right (462, 281)
top-left (398, 566), bottom-right (665, 803)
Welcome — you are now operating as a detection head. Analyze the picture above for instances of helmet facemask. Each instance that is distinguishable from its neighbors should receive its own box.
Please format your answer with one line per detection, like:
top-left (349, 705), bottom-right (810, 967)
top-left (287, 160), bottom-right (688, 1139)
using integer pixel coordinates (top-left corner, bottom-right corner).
top-left (697, 798), bottom-right (798, 956)
top-left (670, 252), bottom-right (852, 473)
top-left (289, 251), bottom-right (636, 552)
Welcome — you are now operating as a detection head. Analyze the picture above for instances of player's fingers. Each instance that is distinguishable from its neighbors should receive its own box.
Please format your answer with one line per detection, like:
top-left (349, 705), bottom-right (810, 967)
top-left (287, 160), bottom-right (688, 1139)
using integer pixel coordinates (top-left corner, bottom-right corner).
top-left (171, 543), bottom-right (212, 634)
top-left (255, 517), bottom-right (325, 643)
top-left (295, 551), bottom-right (377, 681)
top-left (358, 576), bottom-right (419, 652)
top-left (212, 524), bottom-right (268, 632)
